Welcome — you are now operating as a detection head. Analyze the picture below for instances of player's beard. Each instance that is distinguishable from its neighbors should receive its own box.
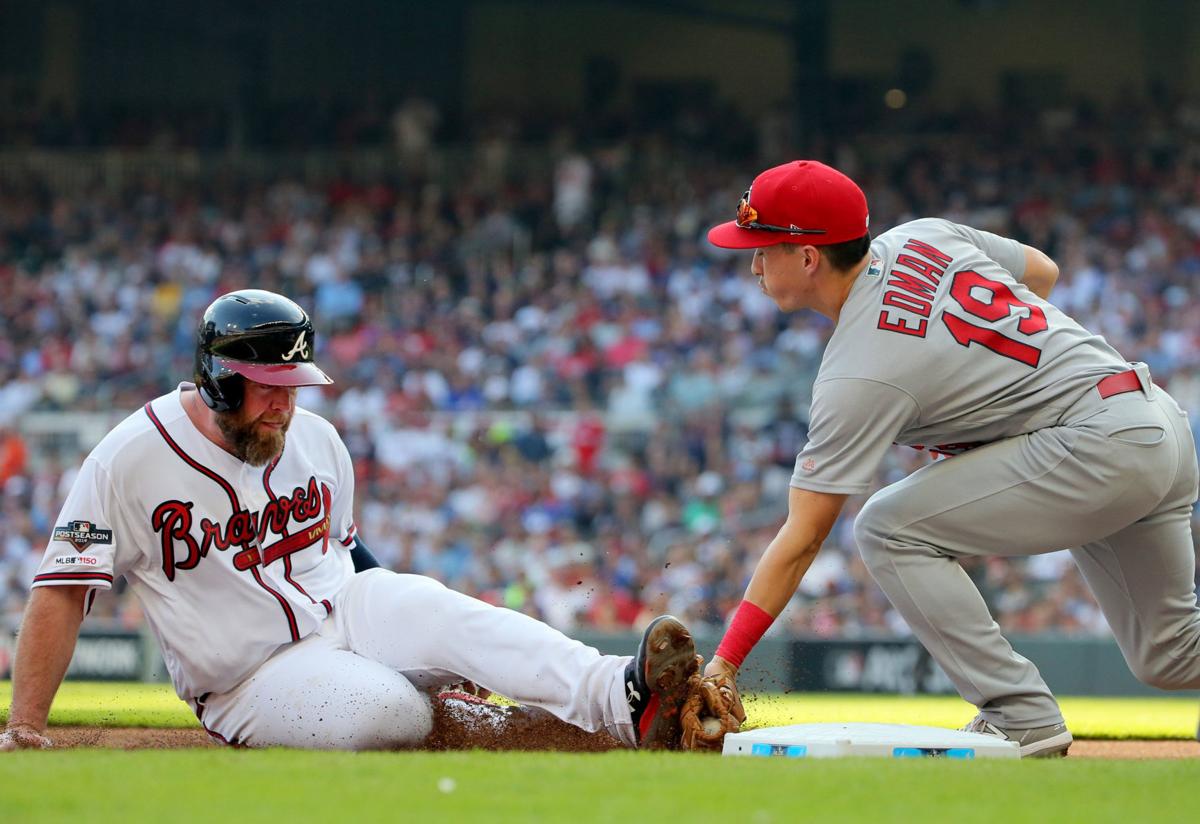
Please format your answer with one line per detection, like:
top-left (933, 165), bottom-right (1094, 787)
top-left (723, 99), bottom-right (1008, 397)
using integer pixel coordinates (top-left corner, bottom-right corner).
top-left (216, 408), bottom-right (291, 466)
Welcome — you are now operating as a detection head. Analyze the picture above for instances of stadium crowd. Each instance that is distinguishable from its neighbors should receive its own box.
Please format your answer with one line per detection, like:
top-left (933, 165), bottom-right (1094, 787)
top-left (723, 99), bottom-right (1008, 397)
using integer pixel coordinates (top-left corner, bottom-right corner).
top-left (3, 95), bottom-right (1200, 642)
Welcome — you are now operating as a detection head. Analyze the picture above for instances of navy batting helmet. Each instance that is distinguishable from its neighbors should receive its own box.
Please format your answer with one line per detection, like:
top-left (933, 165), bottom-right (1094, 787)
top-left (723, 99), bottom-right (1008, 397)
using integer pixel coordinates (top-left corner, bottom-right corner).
top-left (194, 290), bottom-right (333, 412)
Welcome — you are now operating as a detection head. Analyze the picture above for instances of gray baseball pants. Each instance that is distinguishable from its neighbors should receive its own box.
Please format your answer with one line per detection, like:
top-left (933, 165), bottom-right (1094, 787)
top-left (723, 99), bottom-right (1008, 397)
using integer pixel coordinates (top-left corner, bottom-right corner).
top-left (855, 368), bottom-right (1200, 728)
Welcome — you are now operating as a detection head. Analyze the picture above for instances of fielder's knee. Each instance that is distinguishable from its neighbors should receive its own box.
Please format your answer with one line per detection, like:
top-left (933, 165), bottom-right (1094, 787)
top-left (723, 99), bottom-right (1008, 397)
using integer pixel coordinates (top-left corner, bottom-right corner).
top-left (1128, 652), bottom-right (1200, 691)
top-left (854, 495), bottom-right (897, 571)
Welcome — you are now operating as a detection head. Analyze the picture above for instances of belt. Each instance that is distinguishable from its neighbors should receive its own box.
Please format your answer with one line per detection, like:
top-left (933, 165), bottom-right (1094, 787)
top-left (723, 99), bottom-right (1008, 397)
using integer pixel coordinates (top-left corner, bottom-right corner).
top-left (1096, 369), bottom-right (1142, 399)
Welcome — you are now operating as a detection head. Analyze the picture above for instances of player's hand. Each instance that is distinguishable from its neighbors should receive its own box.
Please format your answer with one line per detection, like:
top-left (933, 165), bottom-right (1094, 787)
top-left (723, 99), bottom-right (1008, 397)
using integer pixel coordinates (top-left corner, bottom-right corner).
top-left (702, 655), bottom-right (746, 724)
top-left (0, 723), bottom-right (53, 751)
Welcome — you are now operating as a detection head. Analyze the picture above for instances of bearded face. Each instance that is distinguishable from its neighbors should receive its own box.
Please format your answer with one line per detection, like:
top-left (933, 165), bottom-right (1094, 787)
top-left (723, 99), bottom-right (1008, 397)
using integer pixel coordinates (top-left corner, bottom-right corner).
top-left (215, 403), bottom-right (291, 466)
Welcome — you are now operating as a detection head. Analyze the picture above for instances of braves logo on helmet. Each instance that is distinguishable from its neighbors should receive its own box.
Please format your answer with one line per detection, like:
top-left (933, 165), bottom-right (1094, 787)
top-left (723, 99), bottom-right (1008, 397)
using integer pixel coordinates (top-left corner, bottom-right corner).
top-left (281, 331), bottom-right (309, 362)
top-left (194, 290), bottom-right (331, 412)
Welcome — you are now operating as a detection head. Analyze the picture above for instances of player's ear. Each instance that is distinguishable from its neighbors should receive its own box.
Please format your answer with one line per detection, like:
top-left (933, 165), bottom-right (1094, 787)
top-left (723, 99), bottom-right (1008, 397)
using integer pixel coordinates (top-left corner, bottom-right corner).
top-left (804, 244), bottom-right (824, 272)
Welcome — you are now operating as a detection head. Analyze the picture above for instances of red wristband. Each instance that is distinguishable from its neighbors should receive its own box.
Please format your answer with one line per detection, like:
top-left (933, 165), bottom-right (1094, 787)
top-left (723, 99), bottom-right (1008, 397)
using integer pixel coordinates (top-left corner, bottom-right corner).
top-left (714, 600), bottom-right (774, 669)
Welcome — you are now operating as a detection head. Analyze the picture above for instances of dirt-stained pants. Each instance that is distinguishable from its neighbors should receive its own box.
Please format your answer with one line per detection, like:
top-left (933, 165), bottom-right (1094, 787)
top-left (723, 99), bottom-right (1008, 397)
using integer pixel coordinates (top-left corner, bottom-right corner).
top-left (194, 571), bottom-right (636, 748)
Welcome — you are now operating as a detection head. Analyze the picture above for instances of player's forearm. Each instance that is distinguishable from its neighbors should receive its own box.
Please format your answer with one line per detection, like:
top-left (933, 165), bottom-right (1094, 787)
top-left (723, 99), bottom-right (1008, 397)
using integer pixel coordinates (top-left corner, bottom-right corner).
top-left (710, 522), bottom-right (824, 676)
top-left (712, 489), bottom-right (846, 673)
top-left (7, 586), bottom-right (88, 731)
top-left (743, 520), bottom-right (825, 617)
top-left (1021, 244), bottom-right (1059, 300)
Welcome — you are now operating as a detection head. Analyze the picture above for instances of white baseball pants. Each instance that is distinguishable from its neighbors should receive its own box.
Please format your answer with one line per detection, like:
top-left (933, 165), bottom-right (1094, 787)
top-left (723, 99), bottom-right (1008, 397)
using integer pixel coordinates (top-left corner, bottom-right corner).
top-left (192, 570), bottom-right (637, 748)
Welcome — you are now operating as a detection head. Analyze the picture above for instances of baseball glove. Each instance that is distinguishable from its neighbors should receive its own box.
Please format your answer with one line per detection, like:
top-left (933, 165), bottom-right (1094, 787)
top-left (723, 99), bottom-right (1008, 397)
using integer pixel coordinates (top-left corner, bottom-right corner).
top-left (679, 671), bottom-right (743, 751)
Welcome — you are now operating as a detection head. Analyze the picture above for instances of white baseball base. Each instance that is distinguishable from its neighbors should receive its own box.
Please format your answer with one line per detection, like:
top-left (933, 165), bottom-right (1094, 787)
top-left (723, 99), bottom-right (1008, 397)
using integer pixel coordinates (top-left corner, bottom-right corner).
top-left (722, 722), bottom-right (1020, 759)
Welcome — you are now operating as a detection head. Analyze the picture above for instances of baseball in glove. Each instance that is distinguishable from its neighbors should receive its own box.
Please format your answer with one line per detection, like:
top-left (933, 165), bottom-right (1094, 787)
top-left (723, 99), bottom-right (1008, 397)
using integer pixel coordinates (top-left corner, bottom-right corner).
top-left (679, 669), bottom-right (745, 751)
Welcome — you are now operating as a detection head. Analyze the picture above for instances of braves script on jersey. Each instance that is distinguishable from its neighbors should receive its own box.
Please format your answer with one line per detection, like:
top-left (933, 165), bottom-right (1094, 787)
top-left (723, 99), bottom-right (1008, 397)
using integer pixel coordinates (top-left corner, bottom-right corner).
top-left (791, 218), bottom-right (1130, 493)
top-left (33, 383), bottom-right (357, 698)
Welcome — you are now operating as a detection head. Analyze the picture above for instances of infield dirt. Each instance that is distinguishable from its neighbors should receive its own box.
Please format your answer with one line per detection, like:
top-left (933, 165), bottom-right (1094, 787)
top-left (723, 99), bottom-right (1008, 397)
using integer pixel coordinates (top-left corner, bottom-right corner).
top-left (36, 726), bottom-right (1200, 758)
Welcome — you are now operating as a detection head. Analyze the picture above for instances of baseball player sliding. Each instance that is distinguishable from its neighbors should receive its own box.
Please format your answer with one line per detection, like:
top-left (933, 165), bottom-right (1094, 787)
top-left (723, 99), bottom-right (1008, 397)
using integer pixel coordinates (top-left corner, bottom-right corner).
top-left (1, 290), bottom-right (698, 751)
top-left (704, 161), bottom-right (1200, 757)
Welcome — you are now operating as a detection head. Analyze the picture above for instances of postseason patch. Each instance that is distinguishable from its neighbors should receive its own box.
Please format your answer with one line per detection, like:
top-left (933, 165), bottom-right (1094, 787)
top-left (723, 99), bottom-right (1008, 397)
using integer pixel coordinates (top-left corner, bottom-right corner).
top-left (53, 520), bottom-right (113, 552)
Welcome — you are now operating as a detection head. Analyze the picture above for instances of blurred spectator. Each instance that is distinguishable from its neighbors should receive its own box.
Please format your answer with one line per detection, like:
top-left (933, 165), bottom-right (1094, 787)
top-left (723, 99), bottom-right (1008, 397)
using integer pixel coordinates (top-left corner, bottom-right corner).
top-left (3, 94), bottom-right (1200, 640)
top-left (0, 426), bottom-right (28, 488)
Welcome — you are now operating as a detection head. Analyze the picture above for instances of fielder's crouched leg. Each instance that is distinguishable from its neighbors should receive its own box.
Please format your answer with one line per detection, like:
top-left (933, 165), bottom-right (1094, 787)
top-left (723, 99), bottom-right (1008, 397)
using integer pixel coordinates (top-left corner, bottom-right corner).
top-left (853, 478), bottom-right (1065, 729)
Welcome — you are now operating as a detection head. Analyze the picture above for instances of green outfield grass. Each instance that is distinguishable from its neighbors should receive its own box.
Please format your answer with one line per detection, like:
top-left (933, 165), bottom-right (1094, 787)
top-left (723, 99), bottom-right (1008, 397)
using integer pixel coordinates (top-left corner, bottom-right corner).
top-left (0, 680), bottom-right (199, 728)
top-left (1, 680), bottom-right (1197, 738)
top-left (2, 682), bottom-right (1198, 823)
top-left (2, 748), bottom-right (1198, 823)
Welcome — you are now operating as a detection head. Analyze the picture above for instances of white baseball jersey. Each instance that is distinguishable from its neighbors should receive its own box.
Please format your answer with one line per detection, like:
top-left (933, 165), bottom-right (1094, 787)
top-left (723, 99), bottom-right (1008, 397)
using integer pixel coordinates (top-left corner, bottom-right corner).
top-left (792, 218), bottom-right (1131, 494)
top-left (32, 384), bottom-right (640, 751)
top-left (33, 383), bottom-right (358, 699)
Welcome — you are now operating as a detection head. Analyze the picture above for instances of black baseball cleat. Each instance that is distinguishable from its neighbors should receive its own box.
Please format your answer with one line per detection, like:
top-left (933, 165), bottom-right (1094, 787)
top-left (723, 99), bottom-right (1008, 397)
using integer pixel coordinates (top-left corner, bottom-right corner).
top-left (625, 615), bottom-right (699, 749)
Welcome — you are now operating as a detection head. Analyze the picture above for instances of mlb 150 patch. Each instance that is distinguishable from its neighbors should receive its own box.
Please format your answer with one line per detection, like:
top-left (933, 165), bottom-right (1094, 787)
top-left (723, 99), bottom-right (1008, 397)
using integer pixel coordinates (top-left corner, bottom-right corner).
top-left (54, 555), bottom-right (99, 565)
top-left (53, 520), bottom-right (114, 551)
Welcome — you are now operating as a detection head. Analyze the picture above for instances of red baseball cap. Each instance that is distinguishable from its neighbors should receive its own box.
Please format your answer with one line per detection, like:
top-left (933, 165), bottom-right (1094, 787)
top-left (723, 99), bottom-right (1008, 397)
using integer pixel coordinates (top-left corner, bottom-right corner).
top-left (707, 160), bottom-right (869, 249)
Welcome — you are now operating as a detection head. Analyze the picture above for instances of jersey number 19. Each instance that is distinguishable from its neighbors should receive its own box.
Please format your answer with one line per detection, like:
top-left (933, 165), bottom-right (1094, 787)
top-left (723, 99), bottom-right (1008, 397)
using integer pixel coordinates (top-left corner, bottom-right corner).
top-left (942, 270), bottom-right (1047, 368)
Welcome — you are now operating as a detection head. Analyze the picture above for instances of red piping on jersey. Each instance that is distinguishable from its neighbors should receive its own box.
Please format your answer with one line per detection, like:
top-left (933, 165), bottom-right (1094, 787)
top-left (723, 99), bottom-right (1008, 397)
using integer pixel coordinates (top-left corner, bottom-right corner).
top-left (266, 456), bottom-right (311, 603)
top-left (248, 565), bottom-right (300, 639)
top-left (34, 571), bottom-right (114, 585)
top-left (192, 692), bottom-right (243, 746)
top-left (282, 554), bottom-right (332, 616)
top-left (144, 401), bottom-right (301, 642)
top-left (261, 455), bottom-right (282, 537)
top-left (200, 722), bottom-right (244, 748)
top-left (283, 556), bottom-right (309, 600)
top-left (264, 456), bottom-right (332, 616)
top-left (145, 403), bottom-right (240, 511)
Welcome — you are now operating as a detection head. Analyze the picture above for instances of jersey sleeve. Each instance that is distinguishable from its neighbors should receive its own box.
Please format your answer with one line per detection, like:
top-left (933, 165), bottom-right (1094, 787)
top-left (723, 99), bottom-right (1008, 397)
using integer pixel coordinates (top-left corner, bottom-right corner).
top-left (33, 458), bottom-right (122, 590)
top-left (330, 434), bottom-right (358, 549)
top-left (791, 379), bottom-right (920, 495)
top-left (944, 221), bottom-right (1026, 281)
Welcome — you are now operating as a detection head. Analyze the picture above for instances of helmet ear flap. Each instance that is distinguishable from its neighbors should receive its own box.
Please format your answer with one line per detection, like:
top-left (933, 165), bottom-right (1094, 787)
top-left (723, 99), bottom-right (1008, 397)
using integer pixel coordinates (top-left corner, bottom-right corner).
top-left (195, 351), bottom-right (243, 412)
top-left (216, 373), bottom-right (244, 411)
top-left (197, 382), bottom-right (226, 411)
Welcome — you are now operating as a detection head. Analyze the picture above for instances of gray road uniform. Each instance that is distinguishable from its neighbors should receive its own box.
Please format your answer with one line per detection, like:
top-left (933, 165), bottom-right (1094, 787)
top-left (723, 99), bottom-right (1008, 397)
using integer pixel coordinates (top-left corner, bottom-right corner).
top-left (794, 218), bottom-right (1200, 727)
